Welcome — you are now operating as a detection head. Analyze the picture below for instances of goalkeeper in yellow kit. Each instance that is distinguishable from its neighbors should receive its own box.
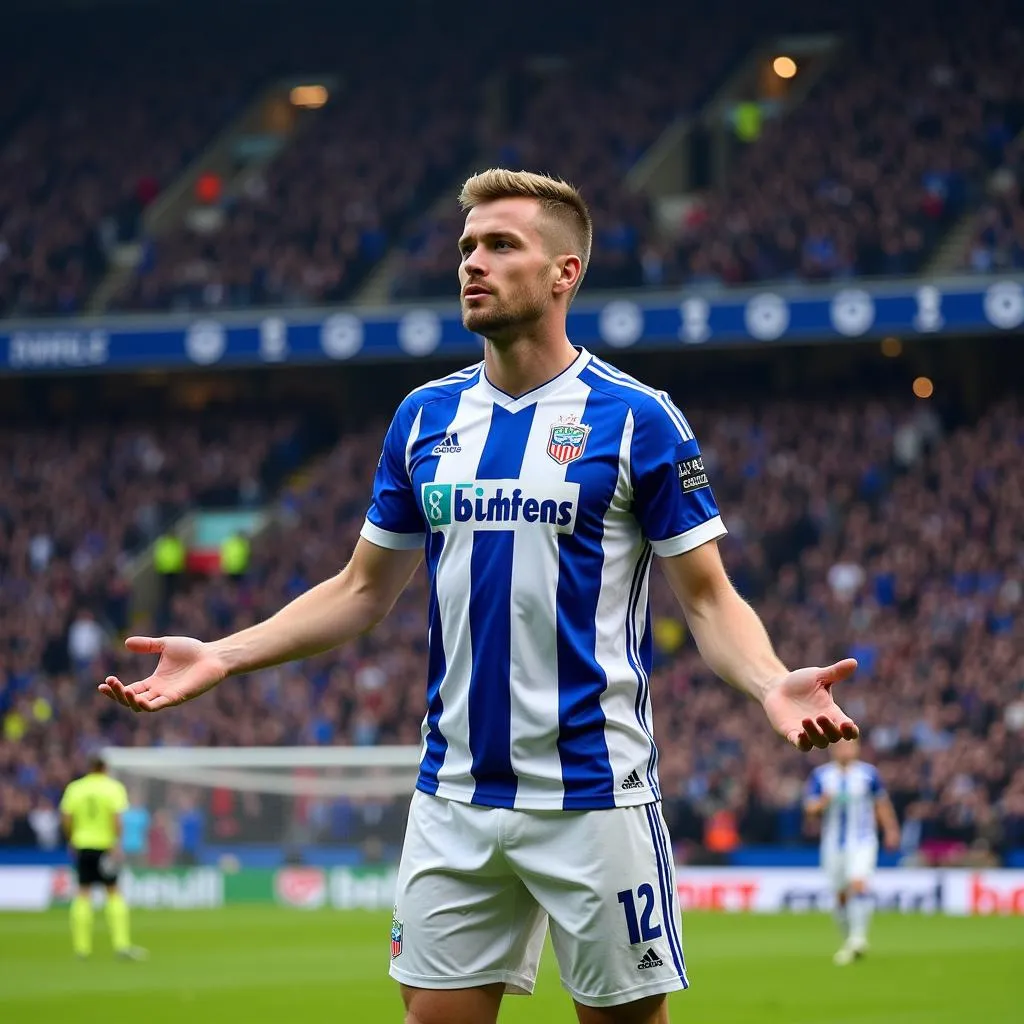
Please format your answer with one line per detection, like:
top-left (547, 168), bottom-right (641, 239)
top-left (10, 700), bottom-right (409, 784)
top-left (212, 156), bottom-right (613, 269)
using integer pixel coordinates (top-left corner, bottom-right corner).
top-left (59, 755), bottom-right (146, 960)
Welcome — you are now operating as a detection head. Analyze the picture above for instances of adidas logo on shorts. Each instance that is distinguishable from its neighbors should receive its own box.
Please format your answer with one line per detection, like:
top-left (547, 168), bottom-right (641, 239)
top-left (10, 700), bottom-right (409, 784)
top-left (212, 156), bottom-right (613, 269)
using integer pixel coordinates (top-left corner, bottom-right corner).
top-left (637, 947), bottom-right (665, 970)
top-left (620, 769), bottom-right (645, 791)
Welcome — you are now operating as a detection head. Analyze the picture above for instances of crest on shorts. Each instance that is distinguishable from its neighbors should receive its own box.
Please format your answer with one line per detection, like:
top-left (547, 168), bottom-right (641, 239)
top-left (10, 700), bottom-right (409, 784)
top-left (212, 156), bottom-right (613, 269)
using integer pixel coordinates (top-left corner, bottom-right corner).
top-left (390, 909), bottom-right (404, 959)
top-left (547, 415), bottom-right (591, 466)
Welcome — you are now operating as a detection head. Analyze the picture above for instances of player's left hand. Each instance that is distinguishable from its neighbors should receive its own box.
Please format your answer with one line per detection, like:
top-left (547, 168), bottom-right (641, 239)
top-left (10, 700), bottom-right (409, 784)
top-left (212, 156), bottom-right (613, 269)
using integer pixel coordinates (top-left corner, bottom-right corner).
top-left (883, 829), bottom-right (901, 852)
top-left (762, 659), bottom-right (860, 752)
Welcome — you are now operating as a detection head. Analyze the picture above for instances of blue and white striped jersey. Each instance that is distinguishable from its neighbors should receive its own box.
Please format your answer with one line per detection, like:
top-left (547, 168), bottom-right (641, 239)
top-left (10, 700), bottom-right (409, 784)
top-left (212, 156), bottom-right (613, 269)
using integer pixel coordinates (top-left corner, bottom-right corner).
top-left (361, 347), bottom-right (727, 810)
top-left (805, 761), bottom-right (884, 849)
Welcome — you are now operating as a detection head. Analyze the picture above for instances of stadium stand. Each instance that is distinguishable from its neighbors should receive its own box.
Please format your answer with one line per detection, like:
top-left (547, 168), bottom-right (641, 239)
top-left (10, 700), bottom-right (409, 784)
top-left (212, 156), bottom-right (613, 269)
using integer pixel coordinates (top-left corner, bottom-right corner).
top-left (0, 4), bottom-right (489, 316)
top-left (392, 0), bottom-right (1024, 296)
top-left (0, 17), bottom-right (266, 318)
top-left (389, 6), bottom-right (748, 299)
top-left (0, 410), bottom-right (321, 825)
top-left (5, 1), bottom-right (1021, 315)
top-left (676, 0), bottom-right (1024, 285)
top-left (2, 388), bottom-right (1020, 867)
top-left (108, 23), bottom-right (486, 312)
top-left (963, 132), bottom-right (1024, 273)
top-left (110, 1), bottom-right (754, 312)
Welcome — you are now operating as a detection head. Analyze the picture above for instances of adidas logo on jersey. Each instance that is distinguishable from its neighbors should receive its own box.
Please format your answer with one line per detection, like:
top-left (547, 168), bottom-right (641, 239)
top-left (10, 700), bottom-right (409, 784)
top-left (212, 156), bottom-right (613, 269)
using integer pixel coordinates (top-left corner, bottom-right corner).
top-left (636, 947), bottom-right (664, 970)
top-left (431, 433), bottom-right (462, 455)
top-left (621, 769), bottom-right (645, 791)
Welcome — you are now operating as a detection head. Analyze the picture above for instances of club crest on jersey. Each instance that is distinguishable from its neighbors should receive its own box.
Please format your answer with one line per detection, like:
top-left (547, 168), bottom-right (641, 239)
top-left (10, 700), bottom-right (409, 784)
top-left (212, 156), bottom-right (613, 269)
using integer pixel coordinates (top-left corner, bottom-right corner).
top-left (391, 910), bottom-right (404, 959)
top-left (546, 416), bottom-right (591, 465)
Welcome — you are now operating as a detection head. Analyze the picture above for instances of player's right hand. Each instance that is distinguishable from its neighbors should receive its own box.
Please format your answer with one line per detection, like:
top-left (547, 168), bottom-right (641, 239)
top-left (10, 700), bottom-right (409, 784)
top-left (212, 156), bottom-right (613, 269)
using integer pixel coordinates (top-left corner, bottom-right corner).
top-left (99, 636), bottom-right (229, 712)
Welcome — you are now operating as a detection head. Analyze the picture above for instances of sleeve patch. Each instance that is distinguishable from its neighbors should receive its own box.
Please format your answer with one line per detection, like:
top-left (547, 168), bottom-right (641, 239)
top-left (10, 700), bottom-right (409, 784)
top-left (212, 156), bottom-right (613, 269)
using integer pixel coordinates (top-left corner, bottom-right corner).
top-left (676, 454), bottom-right (710, 493)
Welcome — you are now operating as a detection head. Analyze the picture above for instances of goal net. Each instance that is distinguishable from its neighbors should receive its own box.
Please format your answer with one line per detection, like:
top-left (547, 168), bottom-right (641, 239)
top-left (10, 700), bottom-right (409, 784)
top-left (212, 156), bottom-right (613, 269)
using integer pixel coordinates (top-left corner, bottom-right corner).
top-left (102, 745), bottom-right (420, 874)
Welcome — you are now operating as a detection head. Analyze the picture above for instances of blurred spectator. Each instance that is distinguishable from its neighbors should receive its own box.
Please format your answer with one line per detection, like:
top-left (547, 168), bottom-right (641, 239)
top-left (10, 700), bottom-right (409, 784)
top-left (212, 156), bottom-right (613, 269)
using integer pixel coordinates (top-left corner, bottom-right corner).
top-left (28, 795), bottom-right (62, 850)
top-left (146, 810), bottom-right (178, 868)
top-left (67, 610), bottom-right (106, 677)
top-left (0, 786), bottom-right (35, 847)
top-left (176, 794), bottom-right (205, 866)
top-left (121, 791), bottom-right (151, 868)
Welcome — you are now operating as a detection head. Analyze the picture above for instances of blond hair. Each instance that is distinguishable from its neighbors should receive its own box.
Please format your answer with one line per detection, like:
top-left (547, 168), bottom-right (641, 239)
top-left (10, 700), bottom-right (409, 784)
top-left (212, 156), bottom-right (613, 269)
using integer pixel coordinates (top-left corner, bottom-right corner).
top-left (459, 168), bottom-right (593, 301)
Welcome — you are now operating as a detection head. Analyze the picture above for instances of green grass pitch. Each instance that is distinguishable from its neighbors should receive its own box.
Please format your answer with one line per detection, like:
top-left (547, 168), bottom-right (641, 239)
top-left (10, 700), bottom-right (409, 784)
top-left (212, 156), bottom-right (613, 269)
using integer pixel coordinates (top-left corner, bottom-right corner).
top-left (0, 907), bottom-right (1019, 1023)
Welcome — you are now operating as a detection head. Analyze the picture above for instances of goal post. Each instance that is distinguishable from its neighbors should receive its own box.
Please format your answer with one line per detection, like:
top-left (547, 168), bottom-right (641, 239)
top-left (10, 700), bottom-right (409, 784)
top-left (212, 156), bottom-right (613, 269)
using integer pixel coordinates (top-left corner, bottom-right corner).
top-left (101, 745), bottom-right (421, 869)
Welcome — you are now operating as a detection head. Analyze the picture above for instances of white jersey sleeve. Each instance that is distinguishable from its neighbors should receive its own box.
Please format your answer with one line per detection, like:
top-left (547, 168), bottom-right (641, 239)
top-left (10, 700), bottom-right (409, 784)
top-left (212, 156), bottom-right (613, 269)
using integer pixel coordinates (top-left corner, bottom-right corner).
top-left (629, 391), bottom-right (726, 556)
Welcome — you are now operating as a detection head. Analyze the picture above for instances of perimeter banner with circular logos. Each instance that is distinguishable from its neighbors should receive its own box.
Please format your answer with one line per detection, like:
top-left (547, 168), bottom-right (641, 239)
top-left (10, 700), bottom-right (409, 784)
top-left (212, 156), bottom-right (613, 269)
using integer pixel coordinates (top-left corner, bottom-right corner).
top-left (2, 276), bottom-right (1021, 373)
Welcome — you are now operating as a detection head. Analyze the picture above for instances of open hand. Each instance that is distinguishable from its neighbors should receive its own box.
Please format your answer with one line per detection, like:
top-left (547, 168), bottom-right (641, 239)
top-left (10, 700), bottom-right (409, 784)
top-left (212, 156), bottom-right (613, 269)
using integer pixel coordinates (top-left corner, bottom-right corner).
top-left (98, 636), bottom-right (228, 712)
top-left (763, 659), bottom-right (860, 752)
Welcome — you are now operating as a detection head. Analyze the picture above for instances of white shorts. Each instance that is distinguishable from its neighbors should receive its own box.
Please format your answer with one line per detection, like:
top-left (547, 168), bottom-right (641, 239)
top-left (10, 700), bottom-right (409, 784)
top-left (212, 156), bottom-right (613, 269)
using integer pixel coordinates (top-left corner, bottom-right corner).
top-left (389, 790), bottom-right (688, 1008)
top-left (822, 843), bottom-right (878, 892)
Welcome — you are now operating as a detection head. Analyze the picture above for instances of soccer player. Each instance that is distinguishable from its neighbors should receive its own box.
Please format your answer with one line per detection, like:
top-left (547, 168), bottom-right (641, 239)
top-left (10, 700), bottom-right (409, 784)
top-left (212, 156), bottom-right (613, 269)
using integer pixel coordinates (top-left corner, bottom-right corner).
top-left (804, 739), bottom-right (900, 966)
top-left (59, 754), bottom-right (146, 961)
top-left (100, 169), bottom-right (860, 1024)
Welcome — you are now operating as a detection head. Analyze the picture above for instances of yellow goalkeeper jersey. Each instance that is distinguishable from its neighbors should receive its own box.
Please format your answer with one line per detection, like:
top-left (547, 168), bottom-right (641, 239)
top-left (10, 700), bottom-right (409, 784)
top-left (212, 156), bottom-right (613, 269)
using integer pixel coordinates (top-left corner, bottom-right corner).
top-left (60, 772), bottom-right (129, 850)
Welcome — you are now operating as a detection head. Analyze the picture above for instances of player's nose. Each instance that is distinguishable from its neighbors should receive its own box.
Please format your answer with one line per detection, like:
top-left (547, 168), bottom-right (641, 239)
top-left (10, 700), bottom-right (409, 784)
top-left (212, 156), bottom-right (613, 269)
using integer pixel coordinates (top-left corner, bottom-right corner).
top-left (461, 247), bottom-right (488, 278)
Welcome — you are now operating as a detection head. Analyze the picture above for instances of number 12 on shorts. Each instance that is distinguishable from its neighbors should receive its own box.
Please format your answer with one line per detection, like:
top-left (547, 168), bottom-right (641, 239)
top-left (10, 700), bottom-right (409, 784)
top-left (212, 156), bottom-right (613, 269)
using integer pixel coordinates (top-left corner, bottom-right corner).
top-left (617, 884), bottom-right (663, 945)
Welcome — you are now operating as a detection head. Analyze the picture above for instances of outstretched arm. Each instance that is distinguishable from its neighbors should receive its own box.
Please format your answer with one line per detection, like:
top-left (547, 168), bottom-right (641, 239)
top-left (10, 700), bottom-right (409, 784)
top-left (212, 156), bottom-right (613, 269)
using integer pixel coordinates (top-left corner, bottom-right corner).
top-left (803, 792), bottom-right (830, 842)
top-left (209, 537), bottom-right (421, 676)
top-left (99, 538), bottom-right (421, 712)
top-left (803, 793), bottom-right (831, 816)
top-left (876, 793), bottom-right (901, 850)
top-left (660, 539), bottom-right (859, 751)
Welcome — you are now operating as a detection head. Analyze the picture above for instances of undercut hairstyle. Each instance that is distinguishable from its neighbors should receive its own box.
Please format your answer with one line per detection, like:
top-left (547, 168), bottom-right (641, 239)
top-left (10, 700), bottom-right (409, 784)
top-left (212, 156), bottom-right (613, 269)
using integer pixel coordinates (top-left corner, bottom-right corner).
top-left (459, 168), bottom-right (593, 302)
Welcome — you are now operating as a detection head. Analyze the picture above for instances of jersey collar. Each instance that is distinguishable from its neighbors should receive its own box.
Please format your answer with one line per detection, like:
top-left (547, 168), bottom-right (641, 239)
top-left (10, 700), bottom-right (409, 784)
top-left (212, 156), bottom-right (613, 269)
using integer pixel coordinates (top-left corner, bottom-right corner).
top-left (479, 346), bottom-right (592, 412)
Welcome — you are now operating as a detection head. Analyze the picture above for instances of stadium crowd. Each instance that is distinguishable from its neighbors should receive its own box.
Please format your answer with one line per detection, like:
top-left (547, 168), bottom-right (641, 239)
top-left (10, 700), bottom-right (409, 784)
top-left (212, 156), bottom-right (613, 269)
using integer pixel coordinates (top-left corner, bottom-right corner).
top-left (5, 0), bottom-right (1022, 318)
top-left (1, 387), bottom-right (1020, 867)
top-left (0, 18), bottom-right (266, 319)
top-left (391, 0), bottom-right (1024, 295)
top-left (108, 22), bottom-right (487, 312)
top-left (0, 5), bottom-right (489, 317)
top-left (389, 6), bottom-right (745, 299)
top-left (674, 2), bottom-right (1024, 287)
top-left (964, 131), bottom-right (1024, 273)
top-left (113, 3), bottom-right (748, 312)
top-left (0, 411), bottom-right (322, 846)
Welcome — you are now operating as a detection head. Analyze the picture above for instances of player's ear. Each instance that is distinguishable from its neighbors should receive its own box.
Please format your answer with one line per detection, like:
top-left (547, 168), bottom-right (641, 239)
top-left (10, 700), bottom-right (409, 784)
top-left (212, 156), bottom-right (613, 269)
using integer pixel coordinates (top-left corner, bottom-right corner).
top-left (551, 254), bottom-right (582, 298)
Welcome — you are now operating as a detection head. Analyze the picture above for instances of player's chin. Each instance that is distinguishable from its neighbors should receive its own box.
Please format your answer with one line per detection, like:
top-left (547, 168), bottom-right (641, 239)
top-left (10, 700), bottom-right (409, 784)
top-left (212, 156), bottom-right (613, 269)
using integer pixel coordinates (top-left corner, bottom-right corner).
top-left (462, 307), bottom-right (511, 334)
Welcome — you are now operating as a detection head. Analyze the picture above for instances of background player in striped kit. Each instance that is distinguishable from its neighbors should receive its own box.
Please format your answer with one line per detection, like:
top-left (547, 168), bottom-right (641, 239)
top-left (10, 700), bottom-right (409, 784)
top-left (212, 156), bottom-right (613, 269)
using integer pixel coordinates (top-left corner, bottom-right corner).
top-left (805, 739), bottom-right (901, 965)
top-left (100, 170), bottom-right (862, 1024)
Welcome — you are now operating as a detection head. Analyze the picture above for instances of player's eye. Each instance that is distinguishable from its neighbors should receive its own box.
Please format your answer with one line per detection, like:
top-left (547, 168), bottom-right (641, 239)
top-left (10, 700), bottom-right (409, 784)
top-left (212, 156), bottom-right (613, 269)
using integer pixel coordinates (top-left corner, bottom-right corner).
top-left (494, 239), bottom-right (512, 250)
